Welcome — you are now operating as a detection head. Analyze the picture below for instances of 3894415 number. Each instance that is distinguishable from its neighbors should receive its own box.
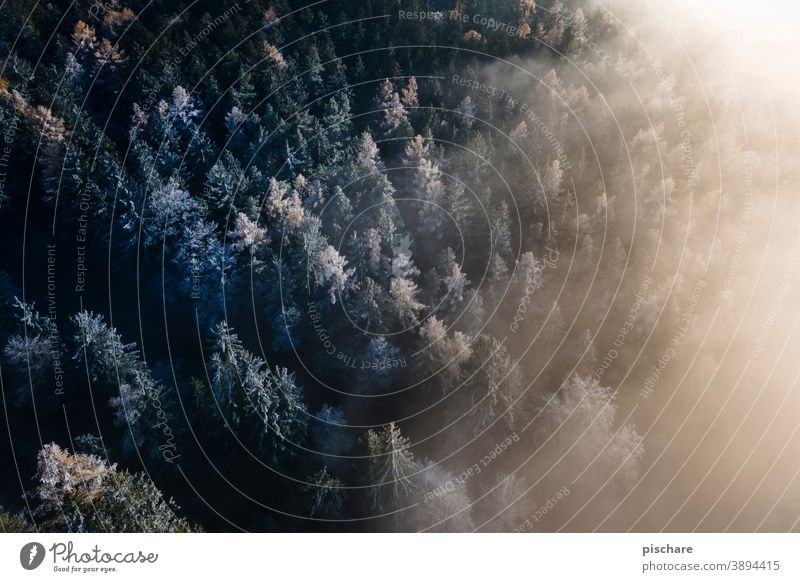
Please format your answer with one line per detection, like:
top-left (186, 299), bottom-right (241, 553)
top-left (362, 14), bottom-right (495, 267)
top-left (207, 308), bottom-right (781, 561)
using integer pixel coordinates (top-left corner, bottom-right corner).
top-left (729, 560), bottom-right (780, 571)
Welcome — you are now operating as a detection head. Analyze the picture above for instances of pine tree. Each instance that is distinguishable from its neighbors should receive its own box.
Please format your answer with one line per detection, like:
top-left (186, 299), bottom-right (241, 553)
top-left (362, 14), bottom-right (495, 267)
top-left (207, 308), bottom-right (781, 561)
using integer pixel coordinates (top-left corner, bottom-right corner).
top-left (303, 467), bottom-right (345, 518)
top-left (362, 336), bottom-right (402, 390)
top-left (228, 212), bottom-right (268, 255)
top-left (365, 423), bottom-right (418, 511)
top-left (389, 277), bottom-right (425, 326)
top-left (532, 375), bottom-right (642, 503)
top-left (208, 322), bottom-right (306, 459)
top-left (71, 311), bottom-right (170, 458)
top-left (173, 218), bottom-right (228, 325)
top-left (491, 200), bottom-right (513, 259)
top-left (404, 135), bottom-right (447, 238)
top-left (435, 247), bottom-right (471, 317)
top-left (401, 77), bottom-right (419, 108)
top-left (462, 335), bottom-right (524, 438)
top-left (301, 216), bottom-right (352, 304)
top-left (311, 404), bottom-right (354, 458)
top-left (0, 510), bottom-right (29, 532)
top-left (408, 461), bottom-right (474, 532)
top-left (204, 151), bottom-right (247, 211)
top-left (418, 316), bottom-right (472, 386)
top-left (31, 444), bottom-right (195, 532)
top-left (456, 96), bottom-right (477, 130)
top-left (375, 78), bottom-right (408, 136)
top-left (143, 178), bottom-right (199, 248)
top-left (3, 298), bottom-right (61, 395)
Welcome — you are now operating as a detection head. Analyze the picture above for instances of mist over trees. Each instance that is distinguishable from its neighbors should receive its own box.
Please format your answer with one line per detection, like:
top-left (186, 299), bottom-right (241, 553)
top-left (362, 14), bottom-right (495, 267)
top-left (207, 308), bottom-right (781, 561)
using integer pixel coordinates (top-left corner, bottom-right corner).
top-left (1, 0), bottom-right (798, 532)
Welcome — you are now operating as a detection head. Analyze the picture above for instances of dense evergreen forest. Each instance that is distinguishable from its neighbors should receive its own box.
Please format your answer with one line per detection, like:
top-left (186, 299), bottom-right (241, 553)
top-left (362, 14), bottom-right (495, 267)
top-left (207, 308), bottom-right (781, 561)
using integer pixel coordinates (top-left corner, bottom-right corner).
top-left (0, 0), bottom-right (798, 532)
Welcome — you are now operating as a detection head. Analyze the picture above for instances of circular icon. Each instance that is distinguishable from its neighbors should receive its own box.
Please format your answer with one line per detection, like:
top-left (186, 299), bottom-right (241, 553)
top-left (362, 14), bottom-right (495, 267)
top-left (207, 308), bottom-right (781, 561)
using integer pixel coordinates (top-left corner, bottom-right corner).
top-left (19, 542), bottom-right (46, 570)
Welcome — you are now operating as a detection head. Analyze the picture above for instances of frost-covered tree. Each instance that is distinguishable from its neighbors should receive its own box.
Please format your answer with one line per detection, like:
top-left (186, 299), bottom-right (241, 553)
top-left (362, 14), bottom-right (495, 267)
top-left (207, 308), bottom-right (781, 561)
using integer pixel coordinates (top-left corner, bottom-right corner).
top-left (401, 77), bottom-right (418, 108)
top-left (71, 311), bottom-right (170, 458)
top-left (479, 472), bottom-right (531, 531)
top-left (311, 404), bottom-right (354, 458)
top-left (491, 200), bottom-right (513, 260)
top-left (0, 510), bottom-right (29, 532)
top-left (301, 216), bottom-right (352, 304)
top-left (204, 151), bottom-right (246, 211)
top-left (544, 159), bottom-right (564, 201)
top-left (349, 276), bottom-right (388, 331)
top-left (390, 234), bottom-right (418, 278)
top-left (510, 120), bottom-right (529, 142)
top-left (361, 227), bottom-right (383, 275)
top-left (376, 79), bottom-right (408, 136)
top-left (322, 186), bottom-right (353, 241)
top-left (262, 41), bottom-right (289, 72)
top-left (418, 316), bottom-right (472, 385)
top-left (362, 337), bottom-right (402, 390)
top-left (303, 467), bottom-right (345, 518)
top-left (139, 85), bottom-right (214, 182)
top-left (228, 212), bottom-right (268, 255)
top-left (433, 247), bottom-right (471, 317)
top-left (443, 182), bottom-right (472, 241)
top-left (354, 131), bottom-right (382, 175)
top-left (208, 322), bottom-right (306, 458)
top-left (173, 218), bottom-right (228, 324)
top-left (319, 94), bottom-right (353, 165)
top-left (365, 423), bottom-right (418, 511)
top-left (456, 96), bottom-right (477, 130)
top-left (389, 277), bottom-right (425, 326)
top-left (3, 298), bottom-right (60, 395)
top-left (404, 135), bottom-right (447, 237)
top-left (31, 444), bottom-right (194, 532)
top-left (529, 375), bottom-right (642, 518)
top-left (462, 335), bottom-right (524, 438)
top-left (407, 460), bottom-right (474, 532)
top-left (265, 177), bottom-right (306, 231)
top-left (143, 178), bottom-right (199, 247)
top-left (318, 245), bottom-right (350, 300)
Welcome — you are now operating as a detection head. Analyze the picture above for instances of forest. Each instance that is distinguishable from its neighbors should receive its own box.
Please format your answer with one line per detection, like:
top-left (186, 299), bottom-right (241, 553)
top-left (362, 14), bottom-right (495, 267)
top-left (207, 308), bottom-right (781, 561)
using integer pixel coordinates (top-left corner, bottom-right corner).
top-left (1, 0), bottom-right (799, 532)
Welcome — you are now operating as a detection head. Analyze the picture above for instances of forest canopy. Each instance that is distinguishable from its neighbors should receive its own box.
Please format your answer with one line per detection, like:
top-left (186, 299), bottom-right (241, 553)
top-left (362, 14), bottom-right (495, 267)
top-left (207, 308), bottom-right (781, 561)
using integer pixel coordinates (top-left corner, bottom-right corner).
top-left (0, 0), bottom-right (798, 532)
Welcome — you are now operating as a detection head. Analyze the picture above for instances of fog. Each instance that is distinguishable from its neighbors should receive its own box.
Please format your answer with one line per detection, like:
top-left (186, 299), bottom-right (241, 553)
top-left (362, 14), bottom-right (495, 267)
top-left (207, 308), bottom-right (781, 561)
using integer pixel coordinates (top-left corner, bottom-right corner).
top-left (465, 0), bottom-right (800, 531)
top-left (2, 0), bottom-right (799, 533)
